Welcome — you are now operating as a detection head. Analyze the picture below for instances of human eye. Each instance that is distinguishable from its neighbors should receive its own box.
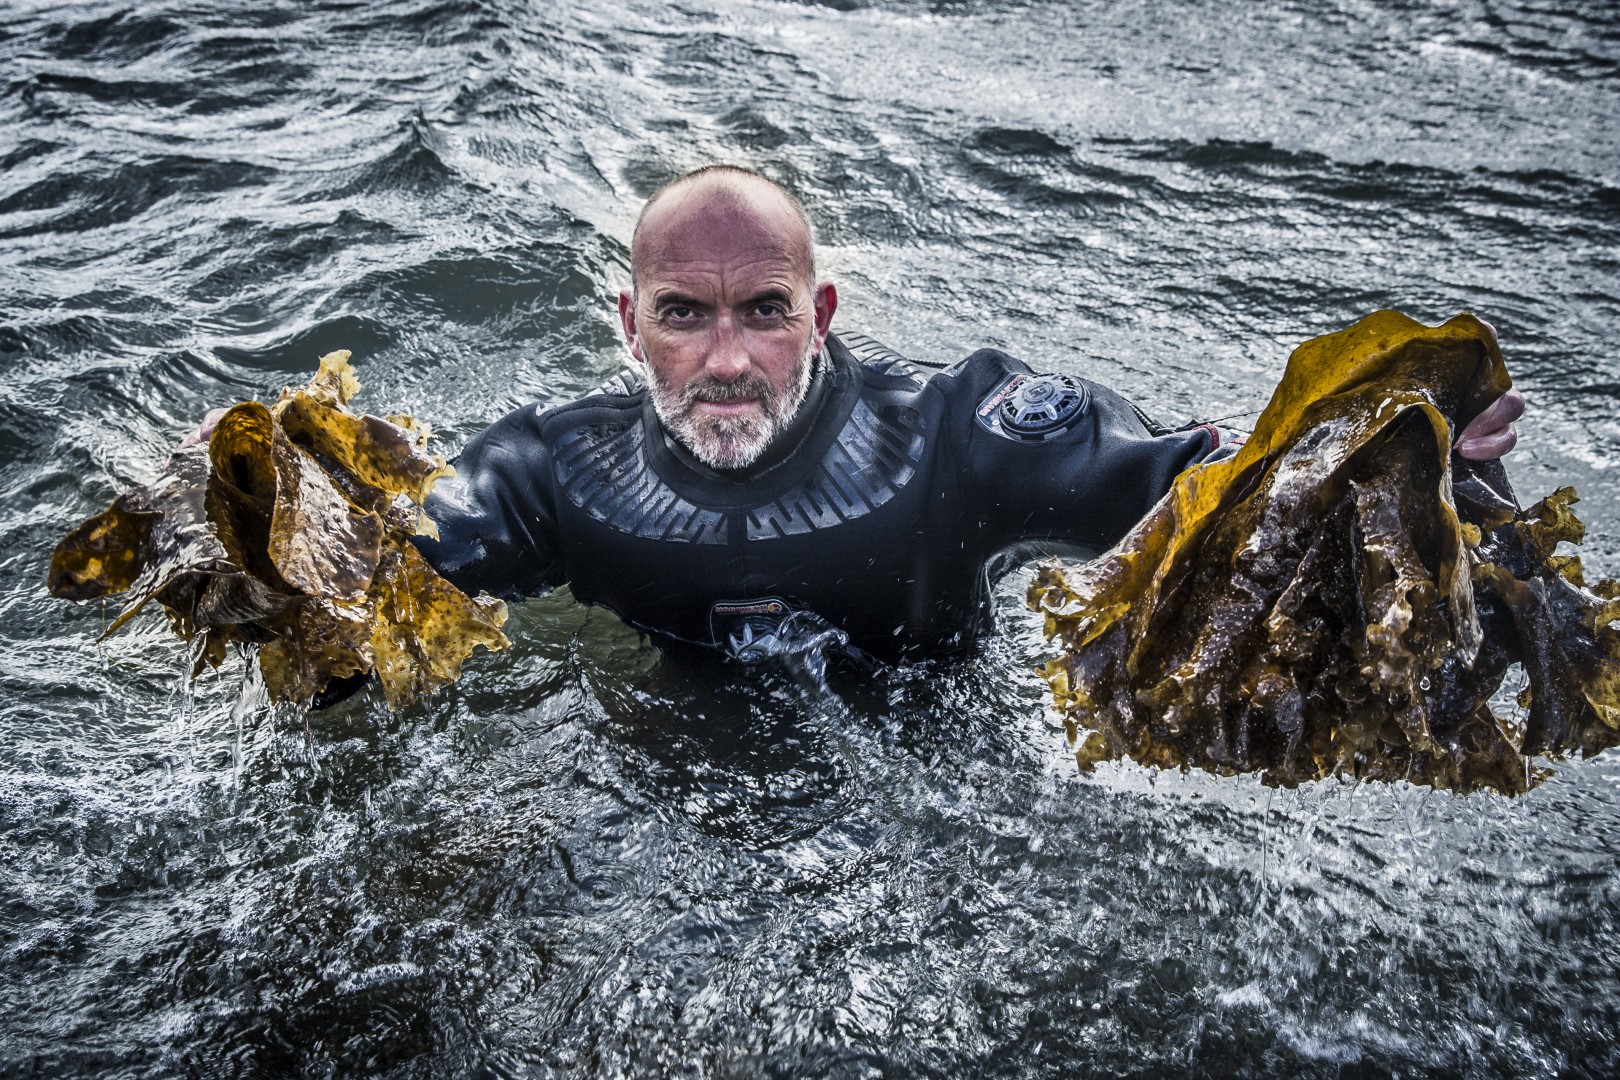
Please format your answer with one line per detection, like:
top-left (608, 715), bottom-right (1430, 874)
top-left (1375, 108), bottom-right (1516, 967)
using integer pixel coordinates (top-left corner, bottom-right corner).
top-left (748, 299), bottom-right (789, 325)
top-left (659, 303), bottom-right (701, 326)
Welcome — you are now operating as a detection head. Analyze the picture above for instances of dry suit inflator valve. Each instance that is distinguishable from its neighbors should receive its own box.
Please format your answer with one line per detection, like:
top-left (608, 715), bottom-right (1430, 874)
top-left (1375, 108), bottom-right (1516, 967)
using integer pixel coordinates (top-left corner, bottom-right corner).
top-left (999, 372), bottom-right (1089, 439)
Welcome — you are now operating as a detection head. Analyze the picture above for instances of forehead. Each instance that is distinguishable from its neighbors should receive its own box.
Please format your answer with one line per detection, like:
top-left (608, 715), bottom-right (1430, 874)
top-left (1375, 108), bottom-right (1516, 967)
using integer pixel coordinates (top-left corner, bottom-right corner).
top-left (634, 180), bottom-right (811, 292)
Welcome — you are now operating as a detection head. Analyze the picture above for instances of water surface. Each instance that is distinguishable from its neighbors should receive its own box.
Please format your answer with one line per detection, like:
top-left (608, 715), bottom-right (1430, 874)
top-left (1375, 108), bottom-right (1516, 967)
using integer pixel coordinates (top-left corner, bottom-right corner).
top-left (2, 0), bottom-right (1619, 1075)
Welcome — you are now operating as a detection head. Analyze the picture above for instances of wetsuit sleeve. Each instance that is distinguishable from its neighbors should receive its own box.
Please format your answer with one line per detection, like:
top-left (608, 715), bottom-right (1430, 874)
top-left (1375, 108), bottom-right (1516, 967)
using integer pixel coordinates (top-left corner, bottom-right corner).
top-left (944, 350), bottom-right (1219, 555)
top-left (411, 403), bottom-right (564, 600)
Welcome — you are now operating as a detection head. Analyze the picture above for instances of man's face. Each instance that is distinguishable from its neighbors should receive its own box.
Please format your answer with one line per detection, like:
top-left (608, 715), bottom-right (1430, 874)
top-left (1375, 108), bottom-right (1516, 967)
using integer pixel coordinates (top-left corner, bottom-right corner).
top-left (619, 180), bottom-right (837, 470)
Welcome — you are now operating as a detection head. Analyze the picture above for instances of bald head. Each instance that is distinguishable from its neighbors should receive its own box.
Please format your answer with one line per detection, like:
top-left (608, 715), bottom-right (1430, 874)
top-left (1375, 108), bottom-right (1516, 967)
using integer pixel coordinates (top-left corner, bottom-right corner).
top-left (631, 166), bottom-right (815, 294)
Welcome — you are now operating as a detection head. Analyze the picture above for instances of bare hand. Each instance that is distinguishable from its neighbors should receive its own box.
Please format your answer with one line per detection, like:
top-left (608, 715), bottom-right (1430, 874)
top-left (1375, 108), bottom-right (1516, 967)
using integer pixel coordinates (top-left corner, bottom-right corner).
top-left (178, 407), bottom-right (228, 449)
top-left (1451, 320), bottom-right (1523, 461)
top-left (1455, 388), bottom-right (1525, 461)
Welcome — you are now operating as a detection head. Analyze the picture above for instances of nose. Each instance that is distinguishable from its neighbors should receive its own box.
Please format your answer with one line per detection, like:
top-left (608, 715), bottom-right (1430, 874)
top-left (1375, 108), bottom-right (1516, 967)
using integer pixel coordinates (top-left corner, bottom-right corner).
top-left (704, 315), bottom-right (751, 383)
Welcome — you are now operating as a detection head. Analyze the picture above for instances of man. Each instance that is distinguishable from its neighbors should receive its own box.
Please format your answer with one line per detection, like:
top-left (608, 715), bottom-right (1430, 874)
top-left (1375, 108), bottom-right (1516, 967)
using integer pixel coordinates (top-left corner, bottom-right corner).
top-left (407, 165), bottom-right (1522, 665)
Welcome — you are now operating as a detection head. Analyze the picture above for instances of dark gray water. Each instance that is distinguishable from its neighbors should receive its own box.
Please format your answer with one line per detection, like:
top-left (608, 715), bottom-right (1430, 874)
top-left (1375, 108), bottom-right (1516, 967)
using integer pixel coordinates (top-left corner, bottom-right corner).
top-left (4, 0), bottom-right (1619, 1075)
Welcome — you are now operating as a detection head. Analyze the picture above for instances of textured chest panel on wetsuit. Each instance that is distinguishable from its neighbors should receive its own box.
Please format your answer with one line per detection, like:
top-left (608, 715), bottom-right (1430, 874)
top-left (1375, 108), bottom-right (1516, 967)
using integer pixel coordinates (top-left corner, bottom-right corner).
top-left (553, 421), bottom-right (728, 544)
top-left (553, 396), bottom-right (926, 545)
top-left (746, 398), bottom-right (926, 540)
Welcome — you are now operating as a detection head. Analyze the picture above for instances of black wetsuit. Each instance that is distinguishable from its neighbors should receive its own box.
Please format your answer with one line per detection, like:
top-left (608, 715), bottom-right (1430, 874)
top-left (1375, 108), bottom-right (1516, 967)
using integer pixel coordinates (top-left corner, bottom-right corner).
top-left (415, 333), bottom-right (1224, 664)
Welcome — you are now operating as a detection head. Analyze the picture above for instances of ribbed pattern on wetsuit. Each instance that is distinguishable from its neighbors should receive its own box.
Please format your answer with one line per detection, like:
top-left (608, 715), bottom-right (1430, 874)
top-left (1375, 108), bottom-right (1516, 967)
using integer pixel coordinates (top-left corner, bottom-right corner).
top-left (746, 400), bottom-right (926, 540)
top-left (554, 422), bottom-right (728, 544)
top-left (591, 369), bottom-right (644, 397)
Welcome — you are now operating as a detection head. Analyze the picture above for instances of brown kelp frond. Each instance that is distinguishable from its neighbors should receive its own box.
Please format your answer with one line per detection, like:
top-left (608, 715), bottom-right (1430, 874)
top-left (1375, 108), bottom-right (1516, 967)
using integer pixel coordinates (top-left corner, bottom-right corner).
top-left (1031, 311), bottom-right (1620, 795)
top-left (49, 350), bottom-right (506, 709)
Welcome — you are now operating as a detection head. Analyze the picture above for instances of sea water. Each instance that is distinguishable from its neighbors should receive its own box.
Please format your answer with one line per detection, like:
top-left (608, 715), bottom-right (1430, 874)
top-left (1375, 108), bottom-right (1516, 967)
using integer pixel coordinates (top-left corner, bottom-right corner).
top-left (2, 0), bottom-right (1618, 1075)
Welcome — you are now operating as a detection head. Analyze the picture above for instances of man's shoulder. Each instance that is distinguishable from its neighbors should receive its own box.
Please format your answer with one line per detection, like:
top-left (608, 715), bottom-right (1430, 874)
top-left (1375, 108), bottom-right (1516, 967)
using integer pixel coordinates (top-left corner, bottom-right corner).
top-left (465, 373), bottom-right (646, 459)
top-left (833, 331), bottom-right (932, 389)
top-left (585, 367), bottom-right (647, 400)
top-left (841, 340), bottom-right (1164, 445)
top-left (832, 333), bottom-right (1033, 395)
top-left (527, 369), bottom-right (648, 430)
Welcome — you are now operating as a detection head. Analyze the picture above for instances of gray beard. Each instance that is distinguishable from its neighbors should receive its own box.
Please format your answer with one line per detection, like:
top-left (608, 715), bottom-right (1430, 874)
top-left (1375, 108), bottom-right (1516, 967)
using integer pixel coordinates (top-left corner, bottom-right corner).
top-left (648, 339), bottom-right (819, 470)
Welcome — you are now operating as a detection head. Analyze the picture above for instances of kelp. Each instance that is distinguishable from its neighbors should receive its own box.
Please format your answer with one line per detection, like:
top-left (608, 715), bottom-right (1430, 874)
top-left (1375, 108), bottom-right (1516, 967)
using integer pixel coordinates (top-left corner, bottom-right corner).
top-left (48, 351), bottom-right (507, 709)
top-left (1029, 311), bottom-right (1620, 795)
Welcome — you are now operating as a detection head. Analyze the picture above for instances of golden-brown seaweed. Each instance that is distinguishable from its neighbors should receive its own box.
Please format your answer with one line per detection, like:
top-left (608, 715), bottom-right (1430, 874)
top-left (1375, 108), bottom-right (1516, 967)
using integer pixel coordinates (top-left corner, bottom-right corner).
top-left (48, 351), bottom-right (507, 709)
top-left (367, 541), bottom-right (508, 710)
top-left (1030, 311), bottom-right (1620, 795)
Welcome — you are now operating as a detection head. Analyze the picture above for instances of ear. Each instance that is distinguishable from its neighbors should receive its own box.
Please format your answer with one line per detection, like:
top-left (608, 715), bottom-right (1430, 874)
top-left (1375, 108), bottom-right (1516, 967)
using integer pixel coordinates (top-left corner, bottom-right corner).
top-left (811, 280), bottom-right (838, 353)
top-left (618, 289), bottom-right (645, 364)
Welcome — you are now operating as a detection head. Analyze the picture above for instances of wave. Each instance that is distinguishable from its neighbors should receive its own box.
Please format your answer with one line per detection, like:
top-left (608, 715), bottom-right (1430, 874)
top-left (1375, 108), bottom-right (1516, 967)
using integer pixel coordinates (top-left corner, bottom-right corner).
top-left (0, 152), bottom-right (277, 239)
top-left (293, 109), bottom-right (462, 203)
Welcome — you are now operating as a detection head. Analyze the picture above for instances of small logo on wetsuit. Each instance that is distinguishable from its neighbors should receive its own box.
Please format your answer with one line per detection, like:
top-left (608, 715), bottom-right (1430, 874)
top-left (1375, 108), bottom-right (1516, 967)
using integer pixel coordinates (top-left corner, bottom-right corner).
top-left (977, 374), bottom-right (1027, 420)
top-left (711, 599), bottom-right (788, 619)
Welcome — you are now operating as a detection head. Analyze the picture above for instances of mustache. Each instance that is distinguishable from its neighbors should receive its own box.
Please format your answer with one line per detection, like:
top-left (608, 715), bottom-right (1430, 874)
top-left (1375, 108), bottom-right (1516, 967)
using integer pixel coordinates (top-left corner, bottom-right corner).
top-left (682, 373), bottom-right (777, 406)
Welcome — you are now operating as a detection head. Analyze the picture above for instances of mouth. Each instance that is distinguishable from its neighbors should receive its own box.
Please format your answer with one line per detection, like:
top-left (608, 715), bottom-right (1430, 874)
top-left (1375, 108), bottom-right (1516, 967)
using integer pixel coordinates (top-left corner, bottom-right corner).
top-left (692, 398), bottom-right (762, 419)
